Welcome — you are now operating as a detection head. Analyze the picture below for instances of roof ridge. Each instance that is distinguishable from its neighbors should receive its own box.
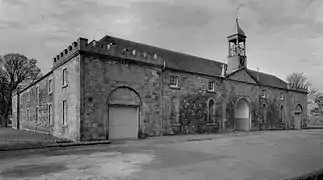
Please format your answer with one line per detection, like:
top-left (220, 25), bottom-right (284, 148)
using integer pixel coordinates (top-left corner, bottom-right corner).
top-left (247, 68), bottom-right (287, 83)
top-left (100, 35), bottom-right (225, 65)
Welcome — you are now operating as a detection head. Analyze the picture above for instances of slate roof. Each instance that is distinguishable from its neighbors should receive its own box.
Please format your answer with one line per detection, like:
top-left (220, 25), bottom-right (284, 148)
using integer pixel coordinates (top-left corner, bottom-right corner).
top-left (98, 35), bottom-right (288, 90)
top-left (228, 18), bottom-right (246, 38)
top-left (246, 69), bottom-right (288, 89)
top-left (99, 35), bottom-right (224, 77)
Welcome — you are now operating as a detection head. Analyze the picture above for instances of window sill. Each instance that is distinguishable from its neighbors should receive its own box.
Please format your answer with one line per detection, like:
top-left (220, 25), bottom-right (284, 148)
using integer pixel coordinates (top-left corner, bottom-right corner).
top-left (207, 123), bottom-right (217, 126)
top-left (62, 84), bottom-right (68, 89)
top-left (207, 90), bottom-right (217, 94)
top-left (169, 86), bottom-right (180, 90)
top-left (48, 92), bottom-right (53, 95)
top-left (172, 123), bottom-right (181, 126)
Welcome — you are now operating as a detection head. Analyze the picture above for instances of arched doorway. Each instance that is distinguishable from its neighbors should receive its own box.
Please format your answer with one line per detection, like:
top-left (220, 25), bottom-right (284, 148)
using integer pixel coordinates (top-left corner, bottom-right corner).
top-left (107, 87), bottom-right (141, 140)
top-left (234, 98), bottom-right (250, 131)
top-left (280, 106), bottom-right (285, 123)
top-left (294, 104), bottom-right (302, 129)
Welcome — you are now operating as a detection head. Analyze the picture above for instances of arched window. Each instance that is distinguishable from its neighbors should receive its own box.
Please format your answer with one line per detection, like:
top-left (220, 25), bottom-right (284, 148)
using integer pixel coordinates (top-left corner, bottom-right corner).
top-left (280, 106), bottom-right (285, 122)
top-left (262, 104), bottom-right (266, 123)
top-left (208, 99), bottom-right (216, 124)
top-left (170, 97), bottom-right (180, 124)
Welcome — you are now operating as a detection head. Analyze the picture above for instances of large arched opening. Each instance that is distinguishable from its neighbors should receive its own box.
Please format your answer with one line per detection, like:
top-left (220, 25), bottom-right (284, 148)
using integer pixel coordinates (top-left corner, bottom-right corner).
top-left (234, 98), bottom-right (250, 131)
top-left (107, 87), bottom-right (141, 140)
top-left (294, 104), bottom-right (303, 129)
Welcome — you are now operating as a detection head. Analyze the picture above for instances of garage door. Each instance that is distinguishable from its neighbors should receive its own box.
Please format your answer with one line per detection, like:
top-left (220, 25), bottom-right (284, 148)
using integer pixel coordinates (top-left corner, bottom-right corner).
top-left (294, 114), bottom-right (301, 129)
top-left (108, 106), bottom-right (138, 139)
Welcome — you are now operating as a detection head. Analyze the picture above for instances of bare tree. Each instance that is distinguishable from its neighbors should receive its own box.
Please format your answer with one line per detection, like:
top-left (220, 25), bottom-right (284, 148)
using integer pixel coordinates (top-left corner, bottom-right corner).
top-left (286, 72), bottom-right (318, 104)
top-left (0, 53), bottom-right (41, 127)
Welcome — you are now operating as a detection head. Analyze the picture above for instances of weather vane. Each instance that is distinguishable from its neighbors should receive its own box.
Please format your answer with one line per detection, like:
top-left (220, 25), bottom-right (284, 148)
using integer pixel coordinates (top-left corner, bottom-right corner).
top-left (236, 6), bottom-right (239, 19)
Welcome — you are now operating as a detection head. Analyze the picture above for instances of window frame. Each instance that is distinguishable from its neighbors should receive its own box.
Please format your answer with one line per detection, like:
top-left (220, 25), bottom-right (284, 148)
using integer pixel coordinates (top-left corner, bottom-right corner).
top-left (62, 68), bottom-right (68, 87)
top-left (280, 92), bottom-right (284, 100)
top-left (62, 100), bottom-right (67, 126)
top-left (35, 106), bottom-right (38, 122)
top-left (207, 99), bottom-right (216, 124)
top-left (48, 104), bottom-right (52, 125)
top-left (261, 90), bottom-right (266, 98)
top-left (48, 78), bottom-right (53, 94)
top-left (208, 81), bottom-right (215, 92)
top-left (169, 75), bottom-right (179, 88)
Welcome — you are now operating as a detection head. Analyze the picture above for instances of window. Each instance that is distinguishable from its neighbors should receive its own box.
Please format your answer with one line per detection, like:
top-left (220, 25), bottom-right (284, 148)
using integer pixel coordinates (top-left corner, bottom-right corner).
top-left (262, 104), bottom-right (266, 123)
top-left (280, 106), bottom-right (284, 122)
top-left (63, 100), bottom-right (68, 125)
top-left (48, 104), bottom-right (52, 125)
top-left (208, 99), bottom-right (216, 124)
top-left (170, 75), bottom-right (179, 88)
top-left (280, 92), bottom-right (284, 100)
top-left (48, 79), bottom-right (53, 94)
top-left (208, 81), bottom-right (215, 91)
top-left (27, 108), bottom-right (29, 121)
top-left (261, 90), bottom-right (266, 98)
top-left (35, 107), bottom-right (38, 122)
top-left (62, 68), bottom-right (68, 87)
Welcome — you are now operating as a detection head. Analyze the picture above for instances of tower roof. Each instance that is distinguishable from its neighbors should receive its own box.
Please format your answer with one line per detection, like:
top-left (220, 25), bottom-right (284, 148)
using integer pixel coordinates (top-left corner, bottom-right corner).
top-left (228, 18), bottom-right (246, 38)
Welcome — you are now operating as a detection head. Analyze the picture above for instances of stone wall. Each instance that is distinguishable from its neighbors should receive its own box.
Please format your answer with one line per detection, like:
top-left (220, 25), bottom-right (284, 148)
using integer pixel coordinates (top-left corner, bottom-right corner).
top-left (17, 73), bottom-right (53, 133)
top-left (162, 70), bottom-right (225, 135)
top-left (11, 93), bottom-right (18, 129)
top-left (225, 79), bottom-right (307, 131)
top-left (286, 90), bottom-right (307, 129)
top-left (80, 54), bottom-right (162, 141)
top-left (52, 56), bottom-right (81, 141)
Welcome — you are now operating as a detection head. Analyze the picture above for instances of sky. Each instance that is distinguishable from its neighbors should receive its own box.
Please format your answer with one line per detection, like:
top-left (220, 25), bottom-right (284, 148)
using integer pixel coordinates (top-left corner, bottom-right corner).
top-left (0, 0), bottom-right (323, 90)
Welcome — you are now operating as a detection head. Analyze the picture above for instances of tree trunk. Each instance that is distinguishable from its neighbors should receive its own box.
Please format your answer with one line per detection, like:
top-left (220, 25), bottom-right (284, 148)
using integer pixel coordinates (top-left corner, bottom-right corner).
top-left (2, 91), bottom-right (12, 127)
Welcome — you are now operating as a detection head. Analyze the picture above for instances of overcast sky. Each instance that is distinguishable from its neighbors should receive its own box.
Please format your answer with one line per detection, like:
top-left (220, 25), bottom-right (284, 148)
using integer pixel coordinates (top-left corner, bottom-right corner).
top-left (0, 0), bottom-right (322, 90)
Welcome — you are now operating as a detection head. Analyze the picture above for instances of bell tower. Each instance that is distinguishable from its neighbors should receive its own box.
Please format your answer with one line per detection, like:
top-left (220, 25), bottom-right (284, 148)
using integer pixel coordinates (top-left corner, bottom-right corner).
top-left (227, 18), bottom-right (247, 74)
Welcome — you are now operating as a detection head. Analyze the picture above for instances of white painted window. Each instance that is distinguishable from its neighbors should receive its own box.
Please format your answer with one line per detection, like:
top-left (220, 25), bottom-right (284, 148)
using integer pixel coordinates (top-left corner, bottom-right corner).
top-left (261, 90), bottom-right (266, 98)
top-left (208, 81), bottom-right (215, 91)
top-left (280, 92), bottom-right (284, 100)
top-left (62, 68), bottom-right (68, 87)
top-left (170, 75), bottom-right (179, 88)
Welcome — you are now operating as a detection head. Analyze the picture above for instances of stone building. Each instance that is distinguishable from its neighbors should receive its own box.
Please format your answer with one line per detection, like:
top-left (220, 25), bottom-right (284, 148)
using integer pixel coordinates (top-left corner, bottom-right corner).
top-left (11, 19), bottom-right (308, 142)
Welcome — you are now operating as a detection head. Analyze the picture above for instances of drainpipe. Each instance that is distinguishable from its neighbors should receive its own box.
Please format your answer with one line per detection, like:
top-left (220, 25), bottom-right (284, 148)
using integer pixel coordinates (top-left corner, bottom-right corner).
top-left (160, 60), bottom-right (166, 136)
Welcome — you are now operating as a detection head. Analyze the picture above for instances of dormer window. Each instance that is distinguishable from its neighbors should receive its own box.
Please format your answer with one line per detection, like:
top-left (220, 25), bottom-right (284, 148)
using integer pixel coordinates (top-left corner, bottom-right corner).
top-left (107, 43), bottom-right (112, 50)
top-left (170, 75), bottom-right (179, 88)
top-left (280, 92), bottom-right (284, 100)
top-left (261, 90), bottom-right (266, 98)
top-left (208, 81), bottom-right (215, 91)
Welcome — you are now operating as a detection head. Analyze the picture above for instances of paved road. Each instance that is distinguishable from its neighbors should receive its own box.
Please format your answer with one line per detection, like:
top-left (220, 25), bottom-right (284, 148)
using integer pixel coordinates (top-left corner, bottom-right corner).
top-left (0, 129), bottom-right (323, 180)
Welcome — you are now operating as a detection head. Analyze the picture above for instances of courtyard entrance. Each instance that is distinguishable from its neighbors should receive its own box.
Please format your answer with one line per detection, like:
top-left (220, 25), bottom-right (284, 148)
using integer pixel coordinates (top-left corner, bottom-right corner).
top-left (294, 104), bottom-right (302, 129)
top-left (107, 87), bottom-right (141, 140)
top-left (108, 106), bottom-right (139, 139)
top-left (234, 98), bottom-right (250, 131)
